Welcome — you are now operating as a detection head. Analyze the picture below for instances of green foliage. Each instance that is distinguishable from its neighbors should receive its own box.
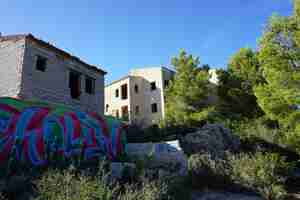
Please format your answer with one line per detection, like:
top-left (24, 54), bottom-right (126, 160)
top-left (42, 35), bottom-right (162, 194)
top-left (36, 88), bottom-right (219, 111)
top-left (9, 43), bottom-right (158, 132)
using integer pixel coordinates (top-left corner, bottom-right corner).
top-left (216, 48), bottom-right (264, 119)
top-left (188, 153), bottom-right (232, 189)
top-left (34, 169), bottom-right (116, 200)
top-left (230, 152), bottom-right (294, 200)
top-left (34, 166), bottom-right (172, 200)
top-left (233, 117), bottom-right (284, 145)
top-left (120, 180), bottom-right (169, 200)
top-left (254, 1), bottom-right (300, 135)
top-left (165, 50), bottom-right (211, 126)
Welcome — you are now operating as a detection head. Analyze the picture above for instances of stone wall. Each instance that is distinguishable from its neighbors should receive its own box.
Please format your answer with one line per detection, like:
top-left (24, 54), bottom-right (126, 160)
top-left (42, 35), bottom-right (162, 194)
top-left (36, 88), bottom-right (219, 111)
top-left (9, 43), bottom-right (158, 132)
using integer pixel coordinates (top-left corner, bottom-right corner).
top-left (0, 38), bottom-right (25, 97)
top-left (19, 39), bottom-right (104, 114)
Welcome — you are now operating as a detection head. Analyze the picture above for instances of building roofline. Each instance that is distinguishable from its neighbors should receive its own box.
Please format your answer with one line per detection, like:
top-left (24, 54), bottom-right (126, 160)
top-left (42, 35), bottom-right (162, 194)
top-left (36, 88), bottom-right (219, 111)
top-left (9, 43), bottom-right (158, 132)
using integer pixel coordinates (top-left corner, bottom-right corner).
top-left (105, 75), bottom-right (132, 87)
top-left (0, 33), bottom-right (107, 75)
top-left (106, 66), bottom-right (175, 87)
top-left (161, 66), bottom-right (176, 73)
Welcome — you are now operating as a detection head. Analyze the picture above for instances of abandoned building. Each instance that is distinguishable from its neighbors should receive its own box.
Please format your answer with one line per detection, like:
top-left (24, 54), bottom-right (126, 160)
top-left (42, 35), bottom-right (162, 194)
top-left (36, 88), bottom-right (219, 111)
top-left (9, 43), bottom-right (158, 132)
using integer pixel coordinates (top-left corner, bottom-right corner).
top-left (0, 34), bottom-right (106, 114)
top-left (105, 67), bottom-right (175, 127)
top-left (105, 67), bottom-right (219, 127)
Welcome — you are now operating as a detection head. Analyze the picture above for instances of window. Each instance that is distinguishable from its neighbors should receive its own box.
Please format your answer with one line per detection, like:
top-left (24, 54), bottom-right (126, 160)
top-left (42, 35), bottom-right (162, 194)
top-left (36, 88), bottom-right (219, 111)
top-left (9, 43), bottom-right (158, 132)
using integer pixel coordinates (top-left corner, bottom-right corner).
top-left (85, 76), bottom-right (95, 94)
top-left (106, 104), bottom-right (109, 112)
top-left (115, 89), bottom-right (119, 98)
top-left (151, 103), bottom-right (158, 113)
top-left (36, 55), bottom-right (47, 72)
top-left (135, 105), bottom-right (140, 115)
top-left (150, 82), bottom-right (156, 91)
top-left (116, 110), bottom-right (119, 118)
top-left (69, 71), bottom-right (81, 99)
top-left (121, 84), bottom-right (128, 100)
top-left (164, 80), bottom-right (169, 88)
top-left (134, 84), bottom-right (139, 93)
top-left (121, 106), bottom-right (129, 121)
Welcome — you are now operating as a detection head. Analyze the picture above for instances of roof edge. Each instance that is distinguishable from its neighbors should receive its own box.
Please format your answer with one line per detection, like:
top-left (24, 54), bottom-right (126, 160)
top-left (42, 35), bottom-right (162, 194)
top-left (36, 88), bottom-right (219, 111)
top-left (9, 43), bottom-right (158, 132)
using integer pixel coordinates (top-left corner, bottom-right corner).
top-left (0, 33), bottom-right (107, 75)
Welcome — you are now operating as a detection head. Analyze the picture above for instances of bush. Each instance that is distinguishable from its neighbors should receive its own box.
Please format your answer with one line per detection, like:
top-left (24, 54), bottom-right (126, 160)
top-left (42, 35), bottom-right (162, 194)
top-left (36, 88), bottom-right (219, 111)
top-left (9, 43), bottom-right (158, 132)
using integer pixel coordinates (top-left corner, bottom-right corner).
top-left (34, 164), bottom-right (171, 200)
top-left (188, 153), bottom-right (232, 189)
top-left (120, 179), bottom-right (169, 200)
top-left (229, 152), bottom-right (294, 200)
top-left (34, 168), bottom-right (116, 200)
top-left (233, 118), bottom-right (284, 145)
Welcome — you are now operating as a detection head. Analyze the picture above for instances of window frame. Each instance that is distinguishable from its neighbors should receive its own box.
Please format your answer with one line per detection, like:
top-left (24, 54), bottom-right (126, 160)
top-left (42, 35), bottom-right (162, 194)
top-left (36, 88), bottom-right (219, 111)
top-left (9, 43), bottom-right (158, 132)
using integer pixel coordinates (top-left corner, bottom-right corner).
top-left (151, 103), bottom-right (158, 113)
top-left (69, 70), bottom-right (82, 100)
top-left (150, 81), bottom-right (157, 91)
top-left (35, 55), bottom-right (47, 72)
top-left (135, 105), bottom-right (140, 115)
top-left (134, 84), bottom-right (139, 93)
top-left (121, 84), bottom-right (128, 100)
top-left (85, 76), bottom-right (95, 95)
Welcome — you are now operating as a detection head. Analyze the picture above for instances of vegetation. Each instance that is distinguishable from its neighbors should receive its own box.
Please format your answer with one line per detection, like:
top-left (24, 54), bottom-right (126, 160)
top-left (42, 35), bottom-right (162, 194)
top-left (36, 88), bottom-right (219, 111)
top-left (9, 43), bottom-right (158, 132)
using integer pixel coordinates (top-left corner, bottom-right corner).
top-left (1, 2), bottom-right (299, 200)
top-left (230, 152), bottom-right (294, 200)
top-left (165, 50), bottom-right (211, 127)
top-left (217, 48), bottom-right (264, 119)
top-left (187, 152), bottom-right (295, 200)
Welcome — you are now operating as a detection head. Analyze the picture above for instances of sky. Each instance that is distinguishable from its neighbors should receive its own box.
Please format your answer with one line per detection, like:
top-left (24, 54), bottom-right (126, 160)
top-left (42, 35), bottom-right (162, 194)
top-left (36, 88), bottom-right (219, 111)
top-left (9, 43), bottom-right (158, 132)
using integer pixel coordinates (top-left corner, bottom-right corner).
top-left (0, 0), bottom-right (293, 84)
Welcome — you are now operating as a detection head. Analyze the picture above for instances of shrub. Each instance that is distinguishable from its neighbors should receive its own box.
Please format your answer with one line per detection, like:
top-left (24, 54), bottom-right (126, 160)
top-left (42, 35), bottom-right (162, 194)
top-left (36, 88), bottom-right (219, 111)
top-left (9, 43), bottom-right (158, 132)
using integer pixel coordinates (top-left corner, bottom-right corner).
top-left (229, 152), bottom-right (294, 200)
top-left (234, 118), bottom-right (284, 145)
top-left (188, 153), bottom-right (232, 189)
top-left (120, 179), bottom-right (169, 200)
top-left (34, 168), bottom-right (116, 200)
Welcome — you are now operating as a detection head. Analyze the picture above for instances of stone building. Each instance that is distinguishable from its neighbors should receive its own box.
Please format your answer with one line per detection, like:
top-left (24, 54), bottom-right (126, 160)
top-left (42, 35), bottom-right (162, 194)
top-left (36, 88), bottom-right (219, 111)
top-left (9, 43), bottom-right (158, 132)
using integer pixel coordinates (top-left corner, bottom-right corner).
top-left (105, 67), bottom-right (175, 127)
top-left (0, 34), bottom-right (106, 114)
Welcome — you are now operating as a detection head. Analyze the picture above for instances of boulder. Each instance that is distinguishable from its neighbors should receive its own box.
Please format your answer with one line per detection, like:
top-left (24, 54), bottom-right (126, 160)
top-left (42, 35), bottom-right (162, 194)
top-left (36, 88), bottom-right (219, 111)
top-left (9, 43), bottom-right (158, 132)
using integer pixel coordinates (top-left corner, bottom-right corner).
top-left (180, 124), bottom-right (240, 157)
top-left (127, 141), bottom-right (188, 177)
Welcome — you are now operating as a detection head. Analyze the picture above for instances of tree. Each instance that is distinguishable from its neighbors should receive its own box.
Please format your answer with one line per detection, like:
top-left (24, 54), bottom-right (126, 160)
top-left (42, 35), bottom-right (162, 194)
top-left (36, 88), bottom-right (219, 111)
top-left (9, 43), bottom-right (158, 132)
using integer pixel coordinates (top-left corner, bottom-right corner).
top-left (217, 48), bottom-right (264, 119)
top-left (254, 0), bottom-right (300, 136)
top-left (165, 50), bottom-right (210, 126)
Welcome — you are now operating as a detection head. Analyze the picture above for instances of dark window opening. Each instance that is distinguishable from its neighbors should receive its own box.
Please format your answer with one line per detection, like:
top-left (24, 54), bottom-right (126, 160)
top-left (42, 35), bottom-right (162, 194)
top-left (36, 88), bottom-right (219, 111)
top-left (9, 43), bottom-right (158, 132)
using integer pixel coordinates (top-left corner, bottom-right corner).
top-left (106, 104), bottom-right (109, 112)
top-left (164, 80), bottom-right (169, 88)
top-left (135, 105), bottom-right (140, 115)
top-left (85, 76), bottom-right (95, 94)
top-left (121, 84), bottom-right (128, 100)
top-left (134, 84), bottom-right (139, 93)
top-left (151, 103), bottom-right (158, 113)
top-left (115, 89), bottom-right (119, 98)
top-left (116, 110), bottom-right (119, 118)
top-left (36, 55), bottom-right (47, 72)
top-left (69, 71), bottom-right (81, 99)
top-left (150, 82), bottom-right (156, 91)
top-left (121, 106), bottom-right (129, 121)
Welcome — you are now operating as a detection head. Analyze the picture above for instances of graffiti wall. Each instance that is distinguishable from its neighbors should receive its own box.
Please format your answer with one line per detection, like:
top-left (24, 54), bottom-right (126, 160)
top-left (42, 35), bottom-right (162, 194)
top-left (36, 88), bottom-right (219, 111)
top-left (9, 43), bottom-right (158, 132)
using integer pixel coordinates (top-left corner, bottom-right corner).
top-left (0, 97), bottom-right (127, 166)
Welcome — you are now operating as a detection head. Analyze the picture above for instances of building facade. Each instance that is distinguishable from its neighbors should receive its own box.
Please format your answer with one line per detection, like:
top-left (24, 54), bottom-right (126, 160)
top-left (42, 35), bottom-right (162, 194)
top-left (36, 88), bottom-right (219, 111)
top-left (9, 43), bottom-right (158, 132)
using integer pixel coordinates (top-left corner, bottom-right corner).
top-left (105, 67), bottom-right (175, 127)
top-left (0, 34), bottom-right (106, 114)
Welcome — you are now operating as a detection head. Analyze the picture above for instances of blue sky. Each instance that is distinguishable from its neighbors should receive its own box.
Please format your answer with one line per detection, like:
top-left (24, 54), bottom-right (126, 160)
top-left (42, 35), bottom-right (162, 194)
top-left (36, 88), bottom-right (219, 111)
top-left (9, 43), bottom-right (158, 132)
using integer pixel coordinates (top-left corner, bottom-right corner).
top-left (1, 0), bottom-right (293, 83)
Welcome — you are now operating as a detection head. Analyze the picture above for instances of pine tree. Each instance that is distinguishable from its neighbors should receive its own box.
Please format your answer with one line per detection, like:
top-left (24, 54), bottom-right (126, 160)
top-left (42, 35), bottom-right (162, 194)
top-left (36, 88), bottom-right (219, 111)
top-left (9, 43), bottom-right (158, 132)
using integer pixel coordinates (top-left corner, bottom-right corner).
top-left (165, 50), bottom-right (210, 126)
top-left (254, 0), bottom-right (300, 135)
top-left (217, 48), bottom-right (264, 119)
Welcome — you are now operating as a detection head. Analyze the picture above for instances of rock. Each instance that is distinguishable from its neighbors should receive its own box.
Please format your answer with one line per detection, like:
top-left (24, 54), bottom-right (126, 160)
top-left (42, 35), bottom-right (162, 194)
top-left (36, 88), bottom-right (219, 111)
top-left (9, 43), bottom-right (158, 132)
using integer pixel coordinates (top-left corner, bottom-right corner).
top-left (110, 162), bottom-right (136, 180)
top-left (180, 124), bottom-right (240, 157)
top-left (127, 141), bottom-right (188, 176)
top-left (191, 191), bottom-right (263, 200)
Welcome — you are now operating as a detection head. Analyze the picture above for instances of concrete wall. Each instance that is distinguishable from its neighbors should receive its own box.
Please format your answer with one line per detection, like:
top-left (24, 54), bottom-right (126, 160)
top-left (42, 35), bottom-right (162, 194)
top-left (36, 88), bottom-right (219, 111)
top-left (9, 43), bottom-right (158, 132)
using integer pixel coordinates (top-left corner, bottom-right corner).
top-left (105, 77), bottom-right (131, 119)
top-left (19, 39), bottom-right (104, 114)
top-left (130, 67), bottom-right (174, 126)
top-left (105, 67), bottom-right (175, 127)
top-left (0, 38), bottom-right (25, 97)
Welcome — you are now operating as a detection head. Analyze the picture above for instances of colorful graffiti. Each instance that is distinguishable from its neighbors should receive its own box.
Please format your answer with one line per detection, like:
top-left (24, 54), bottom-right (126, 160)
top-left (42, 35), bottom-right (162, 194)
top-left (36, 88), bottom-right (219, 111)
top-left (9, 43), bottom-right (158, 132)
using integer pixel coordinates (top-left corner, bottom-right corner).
top-left (0, 97), bottom-right (127, 166)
